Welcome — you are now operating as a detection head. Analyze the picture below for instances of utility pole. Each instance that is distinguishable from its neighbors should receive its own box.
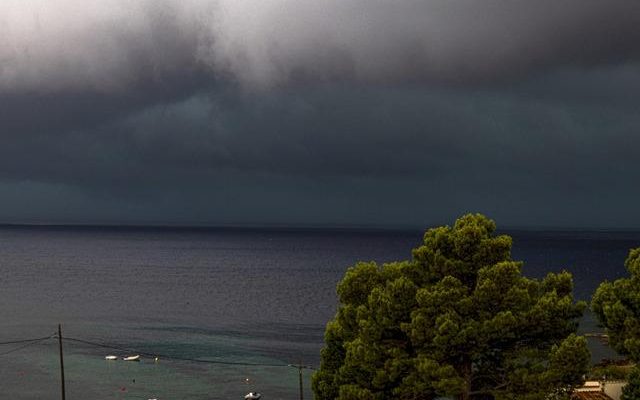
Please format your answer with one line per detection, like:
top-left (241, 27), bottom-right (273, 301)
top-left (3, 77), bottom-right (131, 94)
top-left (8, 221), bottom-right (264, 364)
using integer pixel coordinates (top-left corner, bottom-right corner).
top-left (288, 363), bottom-right (312, 400)
top-left (58, 324), bottom-right (66, 400)
top-left (298, 364), bottom-right (304, 400)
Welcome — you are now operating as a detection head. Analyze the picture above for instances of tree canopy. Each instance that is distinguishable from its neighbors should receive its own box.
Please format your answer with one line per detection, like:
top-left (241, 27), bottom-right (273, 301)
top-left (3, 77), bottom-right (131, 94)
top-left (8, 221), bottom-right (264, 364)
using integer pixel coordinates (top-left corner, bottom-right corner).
top-left (592, 247), bottom-right (640, 400)
top-left (313, 213), bottom-right (588, 400)
top-left (592, 248), bottom-right (640, 360)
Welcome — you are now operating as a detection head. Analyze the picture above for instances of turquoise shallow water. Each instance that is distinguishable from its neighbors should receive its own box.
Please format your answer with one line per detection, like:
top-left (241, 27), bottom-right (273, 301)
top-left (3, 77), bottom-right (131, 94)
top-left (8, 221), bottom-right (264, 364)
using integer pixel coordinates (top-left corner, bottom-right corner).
top-left (1, 317), bottom-right (319, 399)
top-left (0, 227), bottom-right (639, 399)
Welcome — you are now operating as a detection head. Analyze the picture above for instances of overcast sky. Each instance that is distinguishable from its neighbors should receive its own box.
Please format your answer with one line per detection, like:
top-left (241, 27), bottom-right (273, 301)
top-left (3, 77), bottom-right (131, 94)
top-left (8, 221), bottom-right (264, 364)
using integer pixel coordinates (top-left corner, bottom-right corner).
top-left (1, 0), bottom-right (639, 229)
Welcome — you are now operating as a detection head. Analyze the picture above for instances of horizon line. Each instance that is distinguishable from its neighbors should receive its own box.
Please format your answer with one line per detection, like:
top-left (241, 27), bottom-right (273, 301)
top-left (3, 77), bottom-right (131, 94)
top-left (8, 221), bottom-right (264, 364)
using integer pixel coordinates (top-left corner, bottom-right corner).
top-left (0, 221), bottom-right (639, 234)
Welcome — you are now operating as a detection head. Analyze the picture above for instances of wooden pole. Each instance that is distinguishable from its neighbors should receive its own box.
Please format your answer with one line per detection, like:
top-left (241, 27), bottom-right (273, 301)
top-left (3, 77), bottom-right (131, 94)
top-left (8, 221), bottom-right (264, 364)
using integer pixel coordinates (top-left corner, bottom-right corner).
top-left (288, 363), bottom-right (306, 400)
top-left (58, 324), bottom-right (66, 400)
top-left (298, 365), bottom-right (303, 400)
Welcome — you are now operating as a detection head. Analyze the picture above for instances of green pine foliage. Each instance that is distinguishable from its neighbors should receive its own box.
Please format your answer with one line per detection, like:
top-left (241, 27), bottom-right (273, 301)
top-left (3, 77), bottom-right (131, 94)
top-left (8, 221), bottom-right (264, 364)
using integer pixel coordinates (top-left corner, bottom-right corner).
top-left (313, 214), bottom-right (589, 400)
top-left (621, 367), bottom-right (640, 400)
top-left (592, 248), bottom-right (640, 360)
top-left (592, 248), bottom-right (640, 400)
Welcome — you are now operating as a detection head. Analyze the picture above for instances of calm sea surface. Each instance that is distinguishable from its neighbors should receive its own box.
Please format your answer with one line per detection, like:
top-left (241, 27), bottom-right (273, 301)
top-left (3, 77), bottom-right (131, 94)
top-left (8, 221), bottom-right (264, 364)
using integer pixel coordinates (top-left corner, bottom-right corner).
top-left (0, 227), bottom-right (639, 399)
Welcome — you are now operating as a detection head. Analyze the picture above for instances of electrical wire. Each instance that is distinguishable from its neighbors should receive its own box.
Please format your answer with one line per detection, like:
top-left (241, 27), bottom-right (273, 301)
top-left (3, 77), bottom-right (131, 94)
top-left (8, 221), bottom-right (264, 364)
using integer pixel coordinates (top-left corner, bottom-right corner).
top-left (0, 335), bottom-right (56, 346)
top-left (0, 334), bottom-right (55, 356)
top-left (0, 332), bottom-right (316, 369)
top-left (61, 336), bottom-right (312, 368)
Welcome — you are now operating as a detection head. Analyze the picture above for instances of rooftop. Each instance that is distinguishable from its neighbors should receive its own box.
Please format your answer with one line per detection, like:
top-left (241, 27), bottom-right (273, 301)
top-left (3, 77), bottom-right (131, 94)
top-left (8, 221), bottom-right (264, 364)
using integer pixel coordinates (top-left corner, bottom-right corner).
top-left (571, 392), bottom-right (614, 400)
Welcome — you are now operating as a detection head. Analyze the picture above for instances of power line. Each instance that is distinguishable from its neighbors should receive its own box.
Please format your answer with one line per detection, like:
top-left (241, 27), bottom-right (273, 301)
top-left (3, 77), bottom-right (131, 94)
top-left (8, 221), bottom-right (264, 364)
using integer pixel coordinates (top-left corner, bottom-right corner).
top-left (0, 335), bottom-right (56, 346)
top-left (0, 332), bottom-right (317, 369)
top-left (62, 336), bottom-right (302, 368)
top-left (0, 334), bottom-right (55, 356)
top-left (0, 330), bottom-right (316, 399)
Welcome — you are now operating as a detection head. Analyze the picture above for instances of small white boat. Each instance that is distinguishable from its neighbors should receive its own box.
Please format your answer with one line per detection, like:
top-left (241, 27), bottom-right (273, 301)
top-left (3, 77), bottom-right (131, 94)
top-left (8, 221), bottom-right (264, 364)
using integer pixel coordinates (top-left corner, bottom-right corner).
top-left (105, 355), bottom-right (118, 360)
top-left (123, 355), bottom-right (140, 361)
top-left (245, 392), bottom-right (262, 400)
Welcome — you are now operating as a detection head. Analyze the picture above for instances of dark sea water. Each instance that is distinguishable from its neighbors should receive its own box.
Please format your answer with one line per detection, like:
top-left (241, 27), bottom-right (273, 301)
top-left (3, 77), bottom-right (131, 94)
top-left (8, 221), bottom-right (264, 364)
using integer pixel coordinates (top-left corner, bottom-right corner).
top-left (0, 226), bottom-right (639, 399)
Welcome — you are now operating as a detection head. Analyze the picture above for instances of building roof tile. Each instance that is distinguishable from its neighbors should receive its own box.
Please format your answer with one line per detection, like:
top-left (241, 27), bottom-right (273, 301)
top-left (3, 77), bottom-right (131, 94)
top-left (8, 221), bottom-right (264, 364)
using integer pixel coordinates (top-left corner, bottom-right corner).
top-left (571, 392), bottom-right (614, 400)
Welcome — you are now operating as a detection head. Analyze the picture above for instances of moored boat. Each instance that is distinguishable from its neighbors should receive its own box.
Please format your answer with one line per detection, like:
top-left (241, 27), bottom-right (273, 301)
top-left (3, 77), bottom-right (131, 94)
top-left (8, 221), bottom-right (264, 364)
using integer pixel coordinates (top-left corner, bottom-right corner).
top-left (123, 355), bottom-right (140, 361)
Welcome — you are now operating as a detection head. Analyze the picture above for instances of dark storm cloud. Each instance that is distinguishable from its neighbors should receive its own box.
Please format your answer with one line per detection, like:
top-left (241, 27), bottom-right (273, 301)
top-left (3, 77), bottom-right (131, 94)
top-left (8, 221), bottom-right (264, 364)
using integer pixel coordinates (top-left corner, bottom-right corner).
top-left (2, 0), bottom-right (640, 92)
top-left (2, 76), bottom-right (640, 228)
top-left (1, 1), bottom-right (640, 227)
top-left (209, 0), bottom-right (640, 87)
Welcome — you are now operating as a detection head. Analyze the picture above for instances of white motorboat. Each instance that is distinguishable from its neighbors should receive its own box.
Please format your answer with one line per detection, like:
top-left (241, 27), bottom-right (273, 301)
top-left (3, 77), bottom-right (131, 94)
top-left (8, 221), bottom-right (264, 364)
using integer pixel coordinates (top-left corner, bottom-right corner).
top-left (105, 355), bottom-right (118, 360)
top-left (245, 392), bottom-right (262, 400)
top-left (123, 355), bottom-right (140, 361)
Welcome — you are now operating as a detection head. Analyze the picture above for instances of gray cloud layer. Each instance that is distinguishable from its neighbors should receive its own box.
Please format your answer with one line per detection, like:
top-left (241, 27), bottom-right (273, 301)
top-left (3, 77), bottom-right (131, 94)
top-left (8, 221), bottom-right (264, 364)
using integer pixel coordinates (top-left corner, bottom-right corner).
top-left (0, 0), bottom-right (211, 92)
top-left (2, 0), bottom-right (640, 92)
top-left (209, 0), bottom-right (640, 86)
top-left (1, 1), bottom-right (639, 228)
